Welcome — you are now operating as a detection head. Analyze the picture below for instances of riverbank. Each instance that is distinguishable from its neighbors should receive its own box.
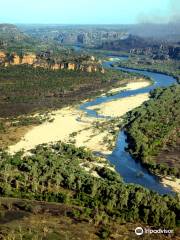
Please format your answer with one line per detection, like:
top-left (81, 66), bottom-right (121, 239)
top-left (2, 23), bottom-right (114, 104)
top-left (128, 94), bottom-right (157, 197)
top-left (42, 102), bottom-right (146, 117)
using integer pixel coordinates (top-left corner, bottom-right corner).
top-left (161, 177), bottom-right (180, 193)
top-left (8, 76), bottom-right (179, 194)
top-left (117, 59), bottom-right (180, 83)
top-left (8, 80), bottom-right (150, 155)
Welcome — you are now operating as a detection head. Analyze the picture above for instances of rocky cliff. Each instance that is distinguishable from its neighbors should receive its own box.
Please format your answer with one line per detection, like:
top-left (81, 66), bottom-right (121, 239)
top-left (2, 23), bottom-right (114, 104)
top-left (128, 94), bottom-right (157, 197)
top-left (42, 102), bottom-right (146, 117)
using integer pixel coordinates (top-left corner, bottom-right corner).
top-left (130, 44), bottom-right (180, 60)
top-left (100, 34), bottom-right (180, 60)
top-left (0, 51), bottom-right (104, 73)
top-left (20, 25), bottom-right (127, 47)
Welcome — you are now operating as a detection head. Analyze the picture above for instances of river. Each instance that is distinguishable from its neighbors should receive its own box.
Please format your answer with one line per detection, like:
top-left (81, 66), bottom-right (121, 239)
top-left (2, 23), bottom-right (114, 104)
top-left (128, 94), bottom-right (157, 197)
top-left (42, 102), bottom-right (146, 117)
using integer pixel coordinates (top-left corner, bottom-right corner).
top-left (80, 57), bottom-right (177, 194)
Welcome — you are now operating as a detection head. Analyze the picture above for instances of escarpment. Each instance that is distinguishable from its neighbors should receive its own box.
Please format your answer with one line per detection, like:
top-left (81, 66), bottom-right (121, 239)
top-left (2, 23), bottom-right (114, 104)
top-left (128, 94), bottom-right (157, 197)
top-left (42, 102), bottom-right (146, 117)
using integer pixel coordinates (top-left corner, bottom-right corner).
top-left (0, 51), bottom-right (105, 73)
top-left (100, 35), bottom-right (180, 60)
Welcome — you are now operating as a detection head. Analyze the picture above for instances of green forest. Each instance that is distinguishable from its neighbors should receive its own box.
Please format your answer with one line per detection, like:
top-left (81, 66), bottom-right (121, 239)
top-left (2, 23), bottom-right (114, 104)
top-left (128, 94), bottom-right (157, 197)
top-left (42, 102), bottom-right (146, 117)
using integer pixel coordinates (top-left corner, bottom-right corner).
top-left (117, 58), bottom-right (180, 83)
top-left (125, 85), bottom-right (180, 177)
top-left (0, 142), bottom-right (179, 233)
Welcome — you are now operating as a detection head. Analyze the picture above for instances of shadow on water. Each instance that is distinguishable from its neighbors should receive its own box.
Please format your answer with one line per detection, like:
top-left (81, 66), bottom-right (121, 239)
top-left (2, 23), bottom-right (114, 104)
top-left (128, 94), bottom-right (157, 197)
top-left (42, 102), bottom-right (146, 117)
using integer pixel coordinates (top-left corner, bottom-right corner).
top-left (79, 58), bottom-right (177, 195)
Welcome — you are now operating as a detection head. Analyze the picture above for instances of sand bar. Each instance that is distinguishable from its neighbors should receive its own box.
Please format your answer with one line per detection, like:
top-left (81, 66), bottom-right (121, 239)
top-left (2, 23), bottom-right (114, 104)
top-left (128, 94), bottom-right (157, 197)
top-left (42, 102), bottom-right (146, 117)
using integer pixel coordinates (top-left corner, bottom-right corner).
top-left (8, 107), bottom-right (111, 155)
top-left (9, 80), bottom-right (150, 154)
top-left (161, 177), bottom-right (180, 193)
top-left (107, 80), bottom-right (151, 94)
top-left (88, 93), bottom-right (149, 118)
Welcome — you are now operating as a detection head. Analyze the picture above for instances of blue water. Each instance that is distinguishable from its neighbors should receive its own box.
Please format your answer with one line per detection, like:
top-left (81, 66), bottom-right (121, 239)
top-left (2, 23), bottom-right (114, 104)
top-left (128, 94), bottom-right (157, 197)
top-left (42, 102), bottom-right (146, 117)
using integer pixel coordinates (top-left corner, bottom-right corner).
top-left (79, 58), bottom-right (178, 195)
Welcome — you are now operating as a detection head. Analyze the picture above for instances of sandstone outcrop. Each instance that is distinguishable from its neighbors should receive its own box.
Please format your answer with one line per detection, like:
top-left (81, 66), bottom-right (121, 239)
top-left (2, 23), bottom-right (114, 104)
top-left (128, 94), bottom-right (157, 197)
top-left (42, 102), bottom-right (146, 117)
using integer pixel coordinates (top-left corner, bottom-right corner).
top-left (67, 63), bottom-right (76, 70)
top-left (100, 34), bottom-right (180, 60)
top-left (0, 51), bottom-right (6, 58)
top-left (21, 54), bottom-right (36, 65)
top-left (11, 54), bottom-right (21, 65)
top-left (0, 51), bottom-right (105, 73)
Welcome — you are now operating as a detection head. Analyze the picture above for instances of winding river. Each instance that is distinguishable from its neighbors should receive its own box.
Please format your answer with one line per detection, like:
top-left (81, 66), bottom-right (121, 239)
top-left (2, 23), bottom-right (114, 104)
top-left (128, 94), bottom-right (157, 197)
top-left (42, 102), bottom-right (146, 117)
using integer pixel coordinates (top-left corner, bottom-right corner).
top-left (80, 57), bottom-right (177, 195)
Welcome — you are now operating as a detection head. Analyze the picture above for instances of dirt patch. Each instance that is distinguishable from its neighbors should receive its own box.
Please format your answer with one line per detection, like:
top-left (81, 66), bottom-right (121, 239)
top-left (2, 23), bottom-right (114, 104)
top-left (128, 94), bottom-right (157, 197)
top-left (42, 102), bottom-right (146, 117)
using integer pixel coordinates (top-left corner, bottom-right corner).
top-left (0, 125), bottom-right (34, 149)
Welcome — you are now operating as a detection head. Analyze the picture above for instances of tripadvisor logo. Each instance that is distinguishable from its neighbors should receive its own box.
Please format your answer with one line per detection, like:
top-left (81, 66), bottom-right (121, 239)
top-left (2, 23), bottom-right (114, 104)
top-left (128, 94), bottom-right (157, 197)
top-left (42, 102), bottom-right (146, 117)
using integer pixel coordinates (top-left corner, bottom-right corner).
top-left (135, 227), bottom-right (174, 235)
top-left (135, 227), bottom-right (144, 236)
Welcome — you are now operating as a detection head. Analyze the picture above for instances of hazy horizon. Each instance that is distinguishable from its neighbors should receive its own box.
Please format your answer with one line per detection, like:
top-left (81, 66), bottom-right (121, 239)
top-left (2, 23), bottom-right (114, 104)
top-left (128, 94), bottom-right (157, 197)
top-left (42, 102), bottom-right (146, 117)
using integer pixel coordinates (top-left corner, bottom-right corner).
top-left (0, 0), bottom-right (179, 25)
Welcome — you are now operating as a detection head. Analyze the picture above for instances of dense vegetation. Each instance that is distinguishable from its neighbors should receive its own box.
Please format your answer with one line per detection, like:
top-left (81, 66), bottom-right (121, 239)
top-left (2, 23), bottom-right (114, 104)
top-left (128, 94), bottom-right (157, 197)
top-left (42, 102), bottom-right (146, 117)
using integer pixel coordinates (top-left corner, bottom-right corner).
top-left (125, 85), bottom-right (180, 177)
top-left (117, 57), bottom-right (180, 83)
top-left (0, 142), bottom-right (179, 231)
top-left (0, 65), bottom-right (140, 117)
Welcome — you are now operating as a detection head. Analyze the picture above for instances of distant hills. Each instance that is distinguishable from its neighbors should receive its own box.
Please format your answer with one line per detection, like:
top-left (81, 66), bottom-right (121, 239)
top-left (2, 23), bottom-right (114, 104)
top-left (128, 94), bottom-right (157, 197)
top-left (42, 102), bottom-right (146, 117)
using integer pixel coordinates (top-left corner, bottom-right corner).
top-left (18, 24), bottom-right (127, 47)
top-left (0, 24), bottom-right (26, 39)
top-left (99, 34), bottom-right (151, 51)
top-left (99, 34), bottom-right (180, 60)
top-left (0, 23), bottom-right (180, 60)
top-left (0, 24), bottom-right (28, 45)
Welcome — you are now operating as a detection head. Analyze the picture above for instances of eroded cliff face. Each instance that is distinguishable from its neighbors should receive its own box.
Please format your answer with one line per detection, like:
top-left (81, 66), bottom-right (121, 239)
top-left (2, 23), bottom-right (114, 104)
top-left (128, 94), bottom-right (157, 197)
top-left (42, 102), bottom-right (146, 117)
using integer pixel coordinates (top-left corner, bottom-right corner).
top-left (0, 51), bottom-right (6, 64)
top-left (21, 54), bottom-right (37, 65)
top-left (130, 45), bottom-right (180, 60)
top-left (100, 35), bottom-right (180, 60)
top-left (11, 54), bottom-right (21, 65)
top-left (0, 51), bottom-right (105, 73)
top-left (0, 51), bottom-right (6, 58)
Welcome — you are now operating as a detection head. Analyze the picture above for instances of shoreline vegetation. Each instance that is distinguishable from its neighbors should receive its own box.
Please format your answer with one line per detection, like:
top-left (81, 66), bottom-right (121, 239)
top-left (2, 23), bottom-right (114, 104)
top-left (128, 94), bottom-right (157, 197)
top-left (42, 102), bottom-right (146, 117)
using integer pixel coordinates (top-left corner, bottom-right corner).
top-left (7, 79), bottom-right (180, 193)
top-left (124, 85), bottom-right (180, 193)
top-left (0, 141), bottom-right (179, 238)
top-left (114, 58), bottom-right (180, 83)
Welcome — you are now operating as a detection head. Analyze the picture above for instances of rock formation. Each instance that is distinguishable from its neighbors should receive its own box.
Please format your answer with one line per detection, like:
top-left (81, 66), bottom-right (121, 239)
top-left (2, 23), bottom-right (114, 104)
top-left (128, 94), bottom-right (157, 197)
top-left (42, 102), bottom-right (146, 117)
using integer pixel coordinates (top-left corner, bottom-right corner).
top-left (21, 54), bottom-right (36, 65)
top-left (11, 54), bottom-right (21, 65)
top-left (0, 51), bottom-right (105, 73)
top-left (0, 51), bottom-right (6, 58)
top-left (100, 34), bottom-right (180, 60)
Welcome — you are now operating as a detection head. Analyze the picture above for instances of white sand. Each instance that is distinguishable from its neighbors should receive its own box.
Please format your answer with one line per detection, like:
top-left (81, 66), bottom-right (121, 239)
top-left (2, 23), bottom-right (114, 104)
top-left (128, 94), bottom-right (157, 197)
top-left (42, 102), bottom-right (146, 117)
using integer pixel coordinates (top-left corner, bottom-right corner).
top-left (161, 177), bottom-right (180, 193)
top-left (88, 93), bottom-right (149, 118)
top-left (74, 127), bottom-right (112, 155)
top-left (8, 107), bottom-right (111, 155)
top-left (80, 162), bottom-right (115, 178)
top-left (107, 80), bottom-right (151, 94)
top-left (8, 81), bottom-right (150, 155)
top-left (8, 107), bottom-right (88, 153)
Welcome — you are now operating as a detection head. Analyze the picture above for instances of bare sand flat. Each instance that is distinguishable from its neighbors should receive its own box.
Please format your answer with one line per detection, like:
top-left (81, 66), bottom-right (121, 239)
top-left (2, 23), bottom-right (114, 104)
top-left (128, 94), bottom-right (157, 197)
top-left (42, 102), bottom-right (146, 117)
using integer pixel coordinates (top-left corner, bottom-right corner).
top-left (8, 107), bottom-right (88, 153)
top-left (107, 80), bottom-right (151, 94)
top-left (161, 177), bottom-right (180, 193)
top-left (9, 80), bottom-right (150, 155)
top-left (88, 93), bottom-right (149, 118)
top-left (8, 107), bottom-right (111, 155)
top-left (8, 92), bottom-right (148, 154)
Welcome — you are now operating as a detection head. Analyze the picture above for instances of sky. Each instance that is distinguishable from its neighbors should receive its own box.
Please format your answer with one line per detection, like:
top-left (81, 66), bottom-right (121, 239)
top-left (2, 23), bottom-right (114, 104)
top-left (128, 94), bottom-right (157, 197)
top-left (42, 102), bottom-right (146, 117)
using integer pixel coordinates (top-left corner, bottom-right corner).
top-left (0, 0), bottom-right (179, 24)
